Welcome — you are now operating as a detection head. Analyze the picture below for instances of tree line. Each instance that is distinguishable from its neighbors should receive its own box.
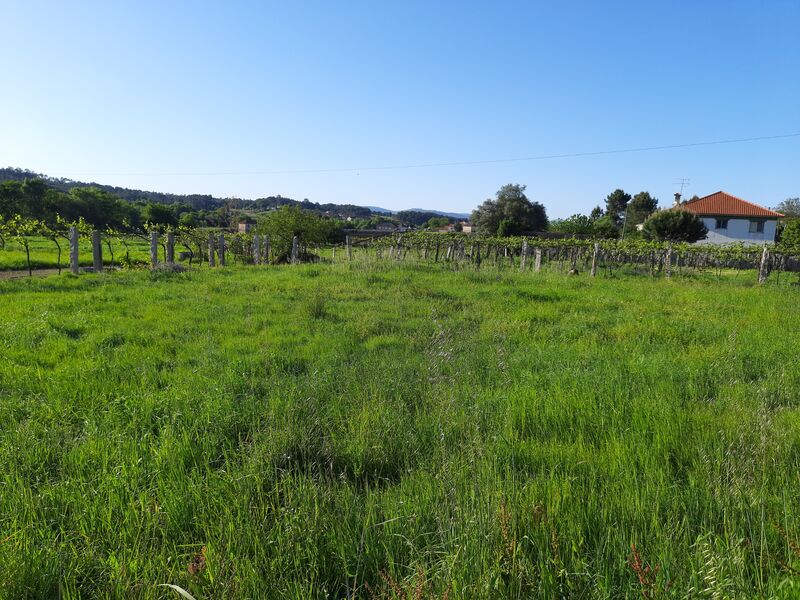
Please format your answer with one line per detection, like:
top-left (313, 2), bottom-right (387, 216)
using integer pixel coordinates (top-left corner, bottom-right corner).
top-left (3, 169), bottom-right (797, 248)
top-left (470, 184), bottom-right (709, 242)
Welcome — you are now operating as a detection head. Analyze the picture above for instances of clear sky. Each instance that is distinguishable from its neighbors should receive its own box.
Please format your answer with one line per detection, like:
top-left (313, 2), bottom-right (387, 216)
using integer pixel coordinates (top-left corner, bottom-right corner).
top-left (1, 1), bottom-right (798, 218)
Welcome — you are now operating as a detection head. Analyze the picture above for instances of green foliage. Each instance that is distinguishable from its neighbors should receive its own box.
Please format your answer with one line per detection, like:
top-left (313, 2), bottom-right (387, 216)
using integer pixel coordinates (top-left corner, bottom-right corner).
top-left (778, 220), bottom-right (800, 254)
top-left (604, 188), bottom-right (631, 225)
top-left (496, 218), bottom-right (520, 237)
top-left (425, 216), bottom-right (451, 229)
top-left (592, 214), bottom-right (619, 238)
top-left (255, 205), bottom-right (340, 261)
top-left (471, 184), bottom-right (548, 235)
top-left (549, 214), bottom-right (593, 235)
top-left (642, 209), bottom-right (708, 242)
top-left (627, 191), bottom-right (659, 225)
top-left (142, 203), bottom-right (178, 228)
top-left (396, 210), bottom-right (457, 227)
top-left (775, 197), bottom-right (800, 218)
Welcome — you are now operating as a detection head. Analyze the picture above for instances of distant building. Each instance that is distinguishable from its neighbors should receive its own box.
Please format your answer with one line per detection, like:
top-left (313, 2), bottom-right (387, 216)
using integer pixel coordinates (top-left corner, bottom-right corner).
top-left (375, 222), bottom-right (398, 231)
top-left (238, 222), bottom-right (255, 233)
top-left (460, 222), bottom-right (474, 233)
top-left (679, 191), bottom-right (783, 245)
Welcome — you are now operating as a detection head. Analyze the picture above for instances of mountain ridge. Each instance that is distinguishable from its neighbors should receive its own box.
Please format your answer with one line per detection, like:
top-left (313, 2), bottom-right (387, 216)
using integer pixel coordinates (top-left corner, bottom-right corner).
top-left (0, 167), bottom-right (471, 219)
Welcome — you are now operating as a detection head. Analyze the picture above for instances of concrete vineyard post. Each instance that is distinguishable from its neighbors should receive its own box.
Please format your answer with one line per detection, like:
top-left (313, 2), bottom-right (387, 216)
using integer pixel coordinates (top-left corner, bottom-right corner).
top-left (208, 233), bottom-right (216, 266)
top-left (69, 227), bottom-right (80, 274)
top-left (534, 248), bottom-right (542, 272)
top-left (92, 230), bottom-right (103, 272)
top-left (590, 243), bottom-right (599, 277)
top-left (166, 232), bottom-right (175, 264)
top-left (520, 238), bottom-right (528, 271)
top-left (149, 231), bottom-right (159, 268)
top-left (346, 235), bottom-right (353, 262)
top-left (758, 245), bottom-right (769, 284)
top-left (263, 235), bottom-right (271, 265)
top-left (665, 242), bottom-right (672, 278)
top-left (218, 234), bottom-right (226, 266)
top-left (291, 236), bottom-right (299, 264)
top-left (252, 234), bottom-right (261, 265)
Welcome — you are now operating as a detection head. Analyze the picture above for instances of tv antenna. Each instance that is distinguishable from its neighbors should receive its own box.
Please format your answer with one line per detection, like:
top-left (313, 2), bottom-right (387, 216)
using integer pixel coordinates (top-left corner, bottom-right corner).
top-left (673, 178), bottom-right (691, 195)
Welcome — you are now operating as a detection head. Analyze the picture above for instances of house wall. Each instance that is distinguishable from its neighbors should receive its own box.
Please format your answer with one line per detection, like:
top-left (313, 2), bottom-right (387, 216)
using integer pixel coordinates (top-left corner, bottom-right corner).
top-left (696, 217), bottom-right (778, 245)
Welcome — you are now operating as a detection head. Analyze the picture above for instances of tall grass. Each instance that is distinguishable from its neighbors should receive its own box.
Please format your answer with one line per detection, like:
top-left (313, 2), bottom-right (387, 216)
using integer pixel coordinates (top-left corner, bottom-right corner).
top-left (1, 263), bottom-right (799, 598)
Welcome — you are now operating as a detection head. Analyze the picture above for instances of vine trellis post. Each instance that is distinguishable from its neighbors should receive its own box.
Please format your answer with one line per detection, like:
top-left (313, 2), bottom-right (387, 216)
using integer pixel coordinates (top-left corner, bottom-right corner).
top-left (208, 233), bottom-right (216, 266)
top-left (69, 227), bottom-right (79, 274)
top-left (665, 242), bottom-right (673, 278)
top-left (218, 234), bottom-right (226, 266)
top-left (263, 235), bottom-right (271, 265)
top-left (758, 245), bottom-right (770, 284)
top-left (92, 230), bottom-right (103, 272)
top-left (252, 234), bottom-right (261, 265)
top-left (166, 232), bottom-right (175, 265)
top-left (590, 243), bottom-right (599, 277)
top-left (150, 231), bottom-right (159, 268)
top-left (520, 238), bottom-right (529, 271)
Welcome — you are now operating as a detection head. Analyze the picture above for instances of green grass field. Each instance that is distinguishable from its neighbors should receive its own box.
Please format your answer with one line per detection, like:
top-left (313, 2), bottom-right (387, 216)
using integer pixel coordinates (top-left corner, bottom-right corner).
top-left (2, 264), bottom-right (800, 598)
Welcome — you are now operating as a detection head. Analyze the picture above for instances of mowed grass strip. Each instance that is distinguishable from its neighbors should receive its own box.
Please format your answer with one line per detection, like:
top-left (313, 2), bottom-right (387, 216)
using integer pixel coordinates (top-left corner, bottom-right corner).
top-left (1, 264), bottom-right (799, 598)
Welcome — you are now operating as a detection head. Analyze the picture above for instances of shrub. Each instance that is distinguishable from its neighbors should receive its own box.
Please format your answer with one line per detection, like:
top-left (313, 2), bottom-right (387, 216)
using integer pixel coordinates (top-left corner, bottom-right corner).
top-left (642, 209), bottom-right (708, 243)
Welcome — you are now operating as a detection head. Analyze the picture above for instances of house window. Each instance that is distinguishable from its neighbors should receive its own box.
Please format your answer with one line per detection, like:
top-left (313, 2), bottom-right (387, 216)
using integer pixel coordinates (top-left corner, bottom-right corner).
top-left (749, 220), bottom-right (765, 234)
top-left (715, 218), bottom-right (728, 230)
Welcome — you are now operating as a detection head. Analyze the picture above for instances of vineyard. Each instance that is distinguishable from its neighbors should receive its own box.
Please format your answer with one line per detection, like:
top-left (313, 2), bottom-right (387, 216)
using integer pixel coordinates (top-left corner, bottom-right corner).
top-left (2, 214), bottom-right (799, 284)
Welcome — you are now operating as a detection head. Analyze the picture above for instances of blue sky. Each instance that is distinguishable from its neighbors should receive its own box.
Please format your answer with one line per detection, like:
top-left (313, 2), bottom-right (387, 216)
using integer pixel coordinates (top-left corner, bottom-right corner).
top-left (1, 1), bottom-right (798, 218)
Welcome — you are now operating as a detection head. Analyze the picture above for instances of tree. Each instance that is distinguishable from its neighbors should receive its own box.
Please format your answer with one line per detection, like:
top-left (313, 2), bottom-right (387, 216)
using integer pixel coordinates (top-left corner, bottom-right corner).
top-left (592, 215), bottom-right (620, 238)
top-left (604, 189), bottom-right (631, 226)
top-left (775, 198), bottom-right (800, 218)
top-left (65, 187), bottom-right (141, 229)
top-left (589, 206), bottom-right (604, 222)
top-left (549, 214), bottom-right (593, 235)
top-left (425, 216), bottom-right (451, 229)
top-left (641, 210), bottom-right (708, 243)
top-left (778, 220), bottom-right (800, 254)
top-left (627, 192), bottom-right (659, 226)
top-left (471, 184), bottom-right (548, 235)
top-left (142, 203), bottom-right (178, 228)
top-left (496, 218), bottom-right (519, 237)
top-left (255, 205), bottom-right (340, 262)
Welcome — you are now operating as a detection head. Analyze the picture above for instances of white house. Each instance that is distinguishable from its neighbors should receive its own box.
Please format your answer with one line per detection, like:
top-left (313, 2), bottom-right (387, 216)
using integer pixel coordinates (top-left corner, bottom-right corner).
top-left (680, 191), bottom-right (783, 245)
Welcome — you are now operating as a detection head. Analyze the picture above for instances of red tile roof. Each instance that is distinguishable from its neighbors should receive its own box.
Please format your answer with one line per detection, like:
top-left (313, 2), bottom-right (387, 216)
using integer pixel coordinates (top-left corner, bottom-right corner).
top-left (681, 191), bottom-right (783, 218)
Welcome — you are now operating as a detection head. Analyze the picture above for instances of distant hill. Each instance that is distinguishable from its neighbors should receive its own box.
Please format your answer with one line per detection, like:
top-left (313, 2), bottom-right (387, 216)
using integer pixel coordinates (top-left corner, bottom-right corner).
top-left (407, 208), bottom-right (471, 220)
top-left (0, 167), bottom-right (228, 210)
top-left (364, 206), bottom-right (471, 220)
top-left (0, 166), bottom-right (471, 222)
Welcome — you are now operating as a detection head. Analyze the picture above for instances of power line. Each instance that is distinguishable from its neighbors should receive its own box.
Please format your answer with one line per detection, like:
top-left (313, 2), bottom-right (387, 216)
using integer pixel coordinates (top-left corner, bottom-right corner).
top-left (76, 132), bottom-right (800, 177)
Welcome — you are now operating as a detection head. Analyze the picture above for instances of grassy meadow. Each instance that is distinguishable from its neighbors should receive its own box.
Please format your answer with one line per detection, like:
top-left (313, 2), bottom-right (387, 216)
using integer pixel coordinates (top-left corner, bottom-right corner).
top-left (2, 263), bottom-right (800, 598)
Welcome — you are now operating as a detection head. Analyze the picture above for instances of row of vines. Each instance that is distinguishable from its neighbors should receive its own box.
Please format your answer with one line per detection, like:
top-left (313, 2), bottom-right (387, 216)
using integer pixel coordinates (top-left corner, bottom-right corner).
top-left (2, 214), bottom-right (799, 282)
top-left (341, 232), bottom-right (800, 281)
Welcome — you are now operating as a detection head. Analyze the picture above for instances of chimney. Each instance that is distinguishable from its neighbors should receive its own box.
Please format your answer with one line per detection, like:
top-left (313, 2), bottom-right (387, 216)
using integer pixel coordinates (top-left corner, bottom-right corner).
top-left (673, 192), bottom-right (682, 207)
